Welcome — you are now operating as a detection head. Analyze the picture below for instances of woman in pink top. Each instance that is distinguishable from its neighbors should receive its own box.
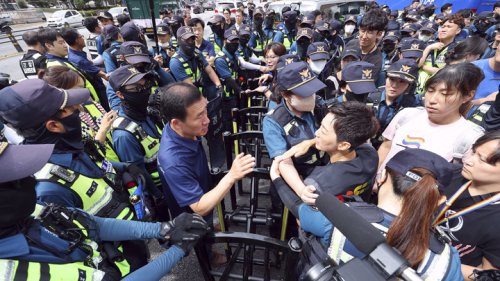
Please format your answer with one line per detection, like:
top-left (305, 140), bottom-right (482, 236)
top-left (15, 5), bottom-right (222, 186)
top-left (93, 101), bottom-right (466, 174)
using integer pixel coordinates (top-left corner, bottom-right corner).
top-left (377, 63), bottom-right (485, 176)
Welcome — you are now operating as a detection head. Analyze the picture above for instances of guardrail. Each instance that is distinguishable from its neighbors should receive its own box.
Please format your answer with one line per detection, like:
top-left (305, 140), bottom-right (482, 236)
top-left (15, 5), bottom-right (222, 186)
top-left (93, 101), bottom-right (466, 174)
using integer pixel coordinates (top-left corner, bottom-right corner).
top-left (0, 26), bottom-right (33, 53)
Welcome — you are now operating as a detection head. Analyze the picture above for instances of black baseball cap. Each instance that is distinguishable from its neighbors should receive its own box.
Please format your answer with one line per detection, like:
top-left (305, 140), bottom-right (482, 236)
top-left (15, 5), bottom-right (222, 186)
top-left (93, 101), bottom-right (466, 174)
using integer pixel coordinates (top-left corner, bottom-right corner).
top-left (342, 61), bottom-right (377, 94)
top-left (315, 20), bottom-right (330, 32)
top-left (329, 19), bottom-right (342, 32)
top-left (0, 142), bottom-right (54, 183)
top-left (345, 15), bottom-right (357, 25)
top-left (420, 21), bottom-right (439, 33)
top-left (208, 14), bottom-right (224, 25)
top-left (177, 26), bottom-right (196, 40)
top-left (401, 23), bottom-right (419, 33)
top-left (239, 24), bottom-right (252, 36)
top-left (109, 65), bottom-right (154, 91)
top-left (386, 59), bottom-right (419, 83)
top-left (97, 11), bottom-right (113, 20)
top-left (297, 28), bottom-right (313, 40)
top-left (390, 10), bottom-right (399, 17)
top-left (277, 61), bottom-right (326, 97)
top-left (102, 25), bottom-right (120, 40)
top-left (383, 30), bottom-right (401, 42)
top-left (276, 54), bottom-right (300, 72)
top-left (386, 148), bottom-right (454, 190)
top-left (386, 20), bottom-right (401, 31)
top-left (224, 27), bottom-right (239, 40)
top-left (120, 41), bottom-right (151, 65)
top-left (307, 42), bottom-right (329, 61)
top-left (157, 24), bottom-right (170, 35)
top-left (300, 13), bottom-right (315, 27)
top-left (400, 38), bottom-right (426, 59)
top-left (340, 48), bottom-right (361, 61)
top-left (0, 79), bottom-right (90, 131)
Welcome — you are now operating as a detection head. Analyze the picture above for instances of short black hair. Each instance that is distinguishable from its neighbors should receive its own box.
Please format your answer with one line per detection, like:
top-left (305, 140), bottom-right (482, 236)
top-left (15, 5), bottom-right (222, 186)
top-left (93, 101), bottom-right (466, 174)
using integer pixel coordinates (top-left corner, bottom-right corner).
top-left (456, 8), bottom-right (472, 18)
top-left (441, 3), bottom-right (452, 12)
top-left (472, 130), bottom-right (500, 165)
top-left (60, 27), bottom-right (80, 46)
top-left (328, 101), bottom-right (379, 151)
top-left (83, 17), bottom-right (99, 33)
top-left (159, 82), bottom-right (203, 122)
top-left (189, 17), bottom-right (205, 29)
top-left (495, 1), bottom-right (500, 9)
top-left (359, 8), bottom-right (388, 31)
top-left (22, 30), bottom-right (40, 46)
top-left (117, 14), bottom-right (131, 26)
top-left (38, 28), bottom-right (60, 47)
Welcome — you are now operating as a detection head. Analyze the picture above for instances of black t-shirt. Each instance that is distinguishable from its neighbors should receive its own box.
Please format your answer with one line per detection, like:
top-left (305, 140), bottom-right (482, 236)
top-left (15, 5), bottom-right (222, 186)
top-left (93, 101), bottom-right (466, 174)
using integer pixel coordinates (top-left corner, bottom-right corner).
top-left (348, 39), bottom-right (383, 83)
top-left (441, 167), bottom-right (500, 267)
top-left (305, 144), bottom-right (378, 201)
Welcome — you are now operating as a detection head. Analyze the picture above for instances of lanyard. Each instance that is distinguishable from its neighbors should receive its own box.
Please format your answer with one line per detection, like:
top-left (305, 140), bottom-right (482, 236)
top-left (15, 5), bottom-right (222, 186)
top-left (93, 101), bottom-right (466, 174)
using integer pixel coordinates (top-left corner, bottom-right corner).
top-left (433, 181), bottom-right (500, 226)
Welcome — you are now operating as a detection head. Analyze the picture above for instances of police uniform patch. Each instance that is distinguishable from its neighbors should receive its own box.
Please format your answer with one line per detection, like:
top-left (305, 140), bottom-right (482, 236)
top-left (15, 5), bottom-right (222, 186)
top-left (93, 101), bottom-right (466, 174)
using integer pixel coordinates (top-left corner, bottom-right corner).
top-left (21, 60), bottom-right (36, 74)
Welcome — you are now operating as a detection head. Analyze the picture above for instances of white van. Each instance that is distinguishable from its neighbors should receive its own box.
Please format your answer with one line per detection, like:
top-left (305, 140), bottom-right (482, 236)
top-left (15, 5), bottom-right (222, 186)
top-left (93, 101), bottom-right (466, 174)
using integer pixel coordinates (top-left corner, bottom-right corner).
top-left (267, 0), bottom-right (367, 21)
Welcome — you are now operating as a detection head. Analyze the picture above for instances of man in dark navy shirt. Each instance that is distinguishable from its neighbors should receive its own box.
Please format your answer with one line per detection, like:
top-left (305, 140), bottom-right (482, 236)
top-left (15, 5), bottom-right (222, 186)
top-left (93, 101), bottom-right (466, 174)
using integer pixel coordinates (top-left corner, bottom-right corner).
top-left (157, 82), bottom-right (255, 218)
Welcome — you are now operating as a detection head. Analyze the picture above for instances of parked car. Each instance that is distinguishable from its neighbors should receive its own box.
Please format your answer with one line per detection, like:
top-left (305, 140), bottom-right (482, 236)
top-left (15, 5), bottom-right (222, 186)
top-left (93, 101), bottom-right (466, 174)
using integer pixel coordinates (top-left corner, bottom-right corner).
top-left (108, 6), bottom-right (129, 19)
top-left (214, 1), bottom-right (242, 13)
top-left (46, 10), bottom-right (84, 28)
top-left (267, 0), bottom-right (367, 22)
top-left (202, 0), bottom-right (216, 11)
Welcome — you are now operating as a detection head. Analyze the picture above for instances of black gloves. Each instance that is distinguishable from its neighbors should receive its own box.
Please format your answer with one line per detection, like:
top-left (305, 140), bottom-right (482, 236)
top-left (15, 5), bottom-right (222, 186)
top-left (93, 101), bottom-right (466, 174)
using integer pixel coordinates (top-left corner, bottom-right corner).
top-left (160, 213), bottom-right (209, 254)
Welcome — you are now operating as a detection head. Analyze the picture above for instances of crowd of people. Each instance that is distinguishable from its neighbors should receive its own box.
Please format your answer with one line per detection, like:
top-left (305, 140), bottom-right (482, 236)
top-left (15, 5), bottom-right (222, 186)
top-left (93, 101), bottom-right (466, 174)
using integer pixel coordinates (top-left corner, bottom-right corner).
top-left (0, 0), bottom-right (500, 280)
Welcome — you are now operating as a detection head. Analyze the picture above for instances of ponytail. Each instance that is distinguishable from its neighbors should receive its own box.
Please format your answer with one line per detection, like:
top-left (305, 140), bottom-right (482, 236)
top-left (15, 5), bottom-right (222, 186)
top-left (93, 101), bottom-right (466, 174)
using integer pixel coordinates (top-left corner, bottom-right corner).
top-left (385, 167), bottom-right (440, 268)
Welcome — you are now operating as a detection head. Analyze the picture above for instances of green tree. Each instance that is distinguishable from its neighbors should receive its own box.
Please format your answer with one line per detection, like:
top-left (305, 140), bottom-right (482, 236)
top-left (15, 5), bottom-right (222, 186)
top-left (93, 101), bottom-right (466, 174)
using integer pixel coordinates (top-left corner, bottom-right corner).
top-left (74, 0), bottom-right (85, 9)
top-left (16, 0), bottom-right (28, 9)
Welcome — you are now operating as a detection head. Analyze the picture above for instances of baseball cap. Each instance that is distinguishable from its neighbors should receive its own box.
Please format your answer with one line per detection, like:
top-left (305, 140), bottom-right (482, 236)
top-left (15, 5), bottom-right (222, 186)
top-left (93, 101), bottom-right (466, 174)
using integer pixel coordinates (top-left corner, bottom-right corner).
top-left (329, 19), bottom-right (342, 32)
top-left (390, 10), bottom-right (399, 17)
top-left (254, 8), bottom-right (264, 17)
top-left (435, 13), bottom-right (446, 21)
top-left (386, 148), bottom-right (454, 190)
top-left (277, 61), bottom-right (326, 97)
top-left (300, 13), bottom-right (315, 27)
top-left (420, 21), bottom-right (438, 33)
top-left (386, 20), bottom-right (401, 31)
top-left (224, 27), bottom-right (239, 40)
top-left (344, 15), bottom-right (357, 25)
top-left (406, 10), bottom-right (420, 21)
top-left (340, 48), bottom-right (361, 61)
top-left (120, 41), bottom-right (151, 65)
top-left (97, 11), bottom-right (113, 20)
top-left (239, 24), bottom-right (252, 36)
top-left (0, 79), bottom-right (90, 131)
top-left (386, 59), bottom-right (419, 83)
top-left (208, 14), bottom-right (224, 25)
top-left (383, 30), bottom-right (401, 42)
top-left (297, 28), bottom-right (313, 40)
top-left (400, 38), bottom-right (426, 59)
top-left (109, 65), bottom-right (154, 91)
top-left (177, 26), bottom-right (196, 40)
top-left (276, 54), bottom-right (300, 72)
top-left (157, 24), bottom-right (170, 35)
top-left (401, 23), bottom-right (419, 33)
top-left (341, 61), bottom-right (377, 94)
top-left (266, 9), bottom-right (275, 16)
top-left (0, 142), bottom-right (54, 183)
top-left (120, 21), bottom-right (142, 41)
top-left (102, 25), bottom-right (120, 41)
top-left (315, 20), bottom-right (330, 32)
top-left (307, 42), bottom-right (329, 61)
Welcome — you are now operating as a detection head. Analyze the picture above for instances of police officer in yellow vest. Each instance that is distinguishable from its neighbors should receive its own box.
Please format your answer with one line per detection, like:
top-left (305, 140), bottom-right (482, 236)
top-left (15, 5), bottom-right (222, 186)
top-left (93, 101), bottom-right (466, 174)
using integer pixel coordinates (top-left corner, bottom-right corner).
top-left (41, 29), bottom-right (101, 104)
top-left (207, 15), bottom-right (225, 53)
top-left (0, 79), bottom-right (149, 274)
top-left (0, 142), bottom-right (209, 281)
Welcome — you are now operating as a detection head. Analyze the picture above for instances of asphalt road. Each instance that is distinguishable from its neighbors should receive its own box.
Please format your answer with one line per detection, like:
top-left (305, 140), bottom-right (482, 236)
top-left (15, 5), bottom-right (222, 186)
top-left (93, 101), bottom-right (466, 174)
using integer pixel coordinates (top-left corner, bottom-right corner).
top-left (0, 10), bottom-right (215, 81)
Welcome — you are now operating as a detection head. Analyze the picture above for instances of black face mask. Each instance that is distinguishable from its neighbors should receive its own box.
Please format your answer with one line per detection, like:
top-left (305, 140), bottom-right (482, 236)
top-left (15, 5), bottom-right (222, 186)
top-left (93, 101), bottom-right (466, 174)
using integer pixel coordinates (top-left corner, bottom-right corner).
top-left (475, 21), bottom-right (490, 33)
top-left (134, 62), bottom-right (153, 73)
top-left (297, 39), bottom-right (310, 59)
top-left (382, 42), bottom-right (396, 54)
top-left (345, 91), bottom-right (368, 102)
top-left (264, 16), bottom-right (274, 29)
top-left (313, 31), bottom-right (325, 42)
top-left (179, 38), bottom-right (196, 57)
top-left (0, 177), bottom-right (37, 238)
top-left (212, 24), bottom-right (224, 37)
top-left (254, 17), bottom-right (263, 30)
top-left (240, 37), bottom-right (249, 46)
top-left (25, 111), bottom-right (84, 153)
top-left (121, 85), bottom-right (152, 121)
top-left (226, 42), bottom-right (239, 54)
top-left (171, 24), bottom-right (181, 38)
top-left (284, 15), bottom-right (297, 32)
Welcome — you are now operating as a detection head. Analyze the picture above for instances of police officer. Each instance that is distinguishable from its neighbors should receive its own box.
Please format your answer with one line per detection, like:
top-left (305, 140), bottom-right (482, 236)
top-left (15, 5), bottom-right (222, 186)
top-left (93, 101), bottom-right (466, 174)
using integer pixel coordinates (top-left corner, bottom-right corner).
top-left (342, 15), bottom-right (358, 44)
top-left (42, 29), bottom-right (101, 104)
top-left (276, 10), bottom-right (298, 51)
top-left (102, 25), bottom-right (126, 73)
top-left (299, 13), bottom-right (315, 29)
top-left (0, 142), bottom-right (209, 281)
top-left (97, 11), bottom-right (114, 27)
top-left (214, 27), bottom-right (242, 131)
top-left (83, 17), bottom-right (105, 67)
top-left (149, 24), bottom-right (174, 69)
top-left (169, 26), bottom-right (223, 101)
top-left (19, 30), bottom-right (47, 79)
top-left (263, 62), bottom-right (326, 174)
top-left (337, 61), bottom-right (377, 103)
top-left (306, 42), bottom-right (333, 99)
top-left (290, 28), bottom-right (313, 60)
top-left (165, 15), bottom-right (184, 50)
top-left (207, 14), bottom-right (226, 53)
top-left (0, 79), bottom-right (150, 274)
top-left (367, 59), bottom-right (420, 149)
top-left (380, 30), bottom-right (402, 85)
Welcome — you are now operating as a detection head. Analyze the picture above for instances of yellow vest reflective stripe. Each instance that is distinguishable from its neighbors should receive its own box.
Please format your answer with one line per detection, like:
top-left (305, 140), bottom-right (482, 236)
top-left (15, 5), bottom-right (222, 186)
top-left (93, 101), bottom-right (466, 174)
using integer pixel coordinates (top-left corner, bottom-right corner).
top-left (46, 59), bottom-right (100, 103)
top-left (82, 103), bottom-right (121, 162)
top-left (0, 259), bottom-right (106, 281)
top-left (209, 34), bottom-right (222, 53)
top-left (34, 163), bottom-right (135, 220)
top-left (418, 47), bottom-right (450, 94)
top-left (172, 53), bottom-right (201, 82)
top-left (282, 34), bottom-right (293, 49)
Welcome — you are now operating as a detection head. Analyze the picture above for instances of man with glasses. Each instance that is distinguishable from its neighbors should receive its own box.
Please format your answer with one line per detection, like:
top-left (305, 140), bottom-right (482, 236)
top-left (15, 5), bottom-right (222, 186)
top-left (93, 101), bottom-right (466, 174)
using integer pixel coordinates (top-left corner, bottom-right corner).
top-left (61, 27), bottom-right (110, 111)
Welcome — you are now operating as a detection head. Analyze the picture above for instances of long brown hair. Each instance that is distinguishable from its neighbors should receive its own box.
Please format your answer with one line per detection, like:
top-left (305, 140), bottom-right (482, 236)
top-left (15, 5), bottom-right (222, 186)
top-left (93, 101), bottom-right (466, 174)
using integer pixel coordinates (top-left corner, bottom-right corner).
top-left (385, 167), bottom-right (440, 268)
top-left (42, 65), bottom-right (83, 89)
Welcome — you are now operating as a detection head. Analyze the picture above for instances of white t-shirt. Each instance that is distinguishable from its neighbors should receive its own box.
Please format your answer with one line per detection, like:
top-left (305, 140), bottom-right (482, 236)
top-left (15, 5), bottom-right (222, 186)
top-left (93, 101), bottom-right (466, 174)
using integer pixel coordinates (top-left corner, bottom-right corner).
top-left (380, 107), bottom-right (484, 171)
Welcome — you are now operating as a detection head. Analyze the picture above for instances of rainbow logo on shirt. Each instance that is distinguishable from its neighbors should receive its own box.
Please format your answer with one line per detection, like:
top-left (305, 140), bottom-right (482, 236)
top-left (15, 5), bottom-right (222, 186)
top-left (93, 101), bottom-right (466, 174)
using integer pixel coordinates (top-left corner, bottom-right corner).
top-left (402, 135), bottom-right (425, 149)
